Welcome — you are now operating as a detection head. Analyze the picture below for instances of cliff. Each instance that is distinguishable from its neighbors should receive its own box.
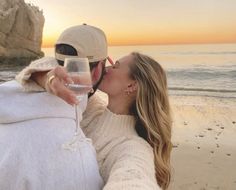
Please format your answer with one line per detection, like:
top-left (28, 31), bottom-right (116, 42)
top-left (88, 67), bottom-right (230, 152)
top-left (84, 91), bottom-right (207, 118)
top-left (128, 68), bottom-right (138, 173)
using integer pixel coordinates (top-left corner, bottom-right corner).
top-left (0, 0), bottom-right (45, 62)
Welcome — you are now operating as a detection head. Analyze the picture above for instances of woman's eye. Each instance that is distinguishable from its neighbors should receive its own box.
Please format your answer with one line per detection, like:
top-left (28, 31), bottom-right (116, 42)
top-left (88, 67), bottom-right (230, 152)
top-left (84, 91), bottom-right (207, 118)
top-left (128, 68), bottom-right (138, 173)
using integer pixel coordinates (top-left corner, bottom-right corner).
top-left (112, 62), bottom-right (120, 69)
top-left (112, 64), bottom-right (118, 69)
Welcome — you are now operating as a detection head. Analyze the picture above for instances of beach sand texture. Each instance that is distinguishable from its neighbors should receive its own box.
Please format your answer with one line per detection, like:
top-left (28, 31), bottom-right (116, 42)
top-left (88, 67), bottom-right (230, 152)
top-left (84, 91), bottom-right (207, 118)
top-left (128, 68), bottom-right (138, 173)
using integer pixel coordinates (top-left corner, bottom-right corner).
top-left (169, 96), bottom-right (236, 190)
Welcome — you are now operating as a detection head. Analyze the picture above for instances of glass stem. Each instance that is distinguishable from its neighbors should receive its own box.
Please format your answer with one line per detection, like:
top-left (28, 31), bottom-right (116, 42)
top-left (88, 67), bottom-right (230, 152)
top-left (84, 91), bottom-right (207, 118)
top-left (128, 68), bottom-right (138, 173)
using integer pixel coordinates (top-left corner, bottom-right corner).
top-left (75, 105), bottom-right (79, 134)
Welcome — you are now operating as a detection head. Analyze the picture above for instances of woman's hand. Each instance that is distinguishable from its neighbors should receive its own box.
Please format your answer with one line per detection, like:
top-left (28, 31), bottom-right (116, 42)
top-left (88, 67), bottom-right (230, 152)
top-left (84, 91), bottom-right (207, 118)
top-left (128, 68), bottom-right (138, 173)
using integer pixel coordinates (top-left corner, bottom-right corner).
top-left (45, 66), bottom-right (78, 105)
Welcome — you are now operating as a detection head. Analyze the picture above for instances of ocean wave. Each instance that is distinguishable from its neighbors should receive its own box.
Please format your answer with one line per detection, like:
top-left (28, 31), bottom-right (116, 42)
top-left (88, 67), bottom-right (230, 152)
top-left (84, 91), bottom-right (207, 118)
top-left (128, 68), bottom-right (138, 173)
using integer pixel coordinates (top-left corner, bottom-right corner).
top-left (167, 69), bottom-right (236, 80)
top-left (169, 93), bottom-right (236, 99)
top-left (169, 87), bottom-right (236, 93)
top-left (162, 51), bottom-right (236, 55)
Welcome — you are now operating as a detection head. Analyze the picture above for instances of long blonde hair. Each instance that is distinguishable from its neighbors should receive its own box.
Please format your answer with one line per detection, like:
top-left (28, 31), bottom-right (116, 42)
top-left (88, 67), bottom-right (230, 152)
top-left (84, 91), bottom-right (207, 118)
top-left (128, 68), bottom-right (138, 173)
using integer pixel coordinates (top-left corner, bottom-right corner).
top-left (129, 52), bottom-right (172, 189)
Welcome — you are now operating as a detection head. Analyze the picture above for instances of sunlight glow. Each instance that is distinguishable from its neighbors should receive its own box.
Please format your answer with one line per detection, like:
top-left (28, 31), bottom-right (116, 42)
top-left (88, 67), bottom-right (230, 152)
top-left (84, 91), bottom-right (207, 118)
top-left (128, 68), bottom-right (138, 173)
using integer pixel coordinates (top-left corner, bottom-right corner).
top-left (26, 0), bottom-right (236, 47)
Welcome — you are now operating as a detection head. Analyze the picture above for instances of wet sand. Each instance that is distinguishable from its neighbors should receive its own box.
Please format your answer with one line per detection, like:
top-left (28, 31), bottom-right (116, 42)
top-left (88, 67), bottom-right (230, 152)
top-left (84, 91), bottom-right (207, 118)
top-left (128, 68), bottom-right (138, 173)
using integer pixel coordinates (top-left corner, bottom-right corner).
top-left (169, 96), bottom-right (236, 190)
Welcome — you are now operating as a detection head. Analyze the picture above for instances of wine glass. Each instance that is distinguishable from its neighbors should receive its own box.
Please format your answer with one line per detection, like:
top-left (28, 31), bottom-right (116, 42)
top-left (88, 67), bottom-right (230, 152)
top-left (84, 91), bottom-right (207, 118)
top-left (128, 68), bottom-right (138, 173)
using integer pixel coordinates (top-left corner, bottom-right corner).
top-left (62, 57), bottom-right (92, 151)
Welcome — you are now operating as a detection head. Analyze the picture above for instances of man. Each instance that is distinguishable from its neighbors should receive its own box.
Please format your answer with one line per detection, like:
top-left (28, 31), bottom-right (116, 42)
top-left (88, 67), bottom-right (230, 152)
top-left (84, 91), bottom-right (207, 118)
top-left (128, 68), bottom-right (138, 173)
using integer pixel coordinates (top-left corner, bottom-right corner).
top-left (0, 24), bottom-right (112, 190)
top-left (17, 24), bottom-right (113, 103)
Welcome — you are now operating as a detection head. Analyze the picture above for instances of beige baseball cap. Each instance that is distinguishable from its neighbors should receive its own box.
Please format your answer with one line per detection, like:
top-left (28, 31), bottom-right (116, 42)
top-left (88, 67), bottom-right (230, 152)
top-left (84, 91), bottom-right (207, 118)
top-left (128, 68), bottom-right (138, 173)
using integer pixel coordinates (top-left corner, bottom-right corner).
top-left (55, 24), bottom-right (108, 63)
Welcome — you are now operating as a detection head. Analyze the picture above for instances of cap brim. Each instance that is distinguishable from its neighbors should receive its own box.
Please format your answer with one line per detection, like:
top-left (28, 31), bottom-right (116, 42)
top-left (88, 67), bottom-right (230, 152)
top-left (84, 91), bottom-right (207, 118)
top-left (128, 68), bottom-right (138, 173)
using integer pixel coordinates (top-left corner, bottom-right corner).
top-left (55, 52), bottom-right (80, 62)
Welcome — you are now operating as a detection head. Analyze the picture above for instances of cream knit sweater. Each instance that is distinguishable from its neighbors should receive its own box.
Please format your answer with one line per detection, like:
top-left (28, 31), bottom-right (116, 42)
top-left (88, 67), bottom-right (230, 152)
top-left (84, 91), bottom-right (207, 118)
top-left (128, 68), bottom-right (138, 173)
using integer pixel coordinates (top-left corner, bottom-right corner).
top-left (16, 57), bottom-right (161, 190)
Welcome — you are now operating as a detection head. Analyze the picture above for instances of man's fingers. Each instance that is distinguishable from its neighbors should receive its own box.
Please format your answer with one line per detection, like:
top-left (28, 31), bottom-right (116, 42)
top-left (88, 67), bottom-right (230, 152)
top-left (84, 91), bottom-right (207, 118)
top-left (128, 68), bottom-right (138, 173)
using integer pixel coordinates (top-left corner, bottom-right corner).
top-left (57, 89), bottom-right (78, 106)
top-left (53, 66), bottom-right (73, 84)
top-left (50, 78), bottom-right (78, 105)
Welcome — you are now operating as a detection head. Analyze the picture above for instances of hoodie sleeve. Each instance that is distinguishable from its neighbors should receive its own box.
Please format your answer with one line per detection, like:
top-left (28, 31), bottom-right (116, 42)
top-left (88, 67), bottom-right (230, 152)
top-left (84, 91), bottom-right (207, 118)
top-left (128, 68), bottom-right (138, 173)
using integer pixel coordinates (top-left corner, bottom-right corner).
top-left (15, 57), bottom-right (59, 92)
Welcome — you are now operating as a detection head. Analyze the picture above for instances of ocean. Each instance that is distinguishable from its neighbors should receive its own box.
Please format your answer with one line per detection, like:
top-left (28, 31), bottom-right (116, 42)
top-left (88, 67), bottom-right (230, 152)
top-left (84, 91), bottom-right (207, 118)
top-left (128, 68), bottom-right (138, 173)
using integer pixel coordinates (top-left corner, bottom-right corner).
top-left (1, 43), bottom-right (236, 98)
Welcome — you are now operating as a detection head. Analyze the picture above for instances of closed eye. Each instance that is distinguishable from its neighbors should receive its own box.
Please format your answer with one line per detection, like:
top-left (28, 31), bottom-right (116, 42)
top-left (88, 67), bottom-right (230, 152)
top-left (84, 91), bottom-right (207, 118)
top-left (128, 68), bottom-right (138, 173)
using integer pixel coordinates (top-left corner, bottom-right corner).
top-left (113, 61), bottom-right (120, 69)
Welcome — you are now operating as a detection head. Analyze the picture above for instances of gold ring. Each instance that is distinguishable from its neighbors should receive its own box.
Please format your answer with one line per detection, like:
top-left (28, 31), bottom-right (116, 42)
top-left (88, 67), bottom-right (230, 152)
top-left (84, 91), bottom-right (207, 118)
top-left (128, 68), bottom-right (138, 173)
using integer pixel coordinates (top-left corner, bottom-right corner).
top-left (48, 75), bottom-right (56, 85)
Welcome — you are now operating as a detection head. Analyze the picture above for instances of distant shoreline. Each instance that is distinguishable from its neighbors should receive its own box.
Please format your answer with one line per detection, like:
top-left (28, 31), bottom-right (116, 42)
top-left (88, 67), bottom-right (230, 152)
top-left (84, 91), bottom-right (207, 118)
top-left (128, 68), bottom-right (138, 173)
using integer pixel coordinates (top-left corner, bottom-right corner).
top-left (42, 42), bottom-right (236, 49)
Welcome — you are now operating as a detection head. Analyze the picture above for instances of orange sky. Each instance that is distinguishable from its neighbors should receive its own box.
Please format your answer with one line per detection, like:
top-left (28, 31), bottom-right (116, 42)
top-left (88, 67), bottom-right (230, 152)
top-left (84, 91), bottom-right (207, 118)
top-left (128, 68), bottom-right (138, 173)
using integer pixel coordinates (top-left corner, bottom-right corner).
top-left (26, 0), bottom-right (236, 47)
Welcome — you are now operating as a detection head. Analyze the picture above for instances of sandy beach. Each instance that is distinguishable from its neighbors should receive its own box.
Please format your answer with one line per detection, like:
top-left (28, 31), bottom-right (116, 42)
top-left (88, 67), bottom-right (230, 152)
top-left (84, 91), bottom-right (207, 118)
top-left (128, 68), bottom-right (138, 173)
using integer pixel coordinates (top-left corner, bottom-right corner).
top-left (169, 95), bottom-right (236, 190)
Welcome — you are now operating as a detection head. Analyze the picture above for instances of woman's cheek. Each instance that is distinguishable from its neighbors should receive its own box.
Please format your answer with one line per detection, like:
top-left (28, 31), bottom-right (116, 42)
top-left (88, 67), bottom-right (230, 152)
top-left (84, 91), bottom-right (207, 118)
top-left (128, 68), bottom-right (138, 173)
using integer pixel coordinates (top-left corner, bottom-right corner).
top-left (105, 73), bottom-right (112, 81)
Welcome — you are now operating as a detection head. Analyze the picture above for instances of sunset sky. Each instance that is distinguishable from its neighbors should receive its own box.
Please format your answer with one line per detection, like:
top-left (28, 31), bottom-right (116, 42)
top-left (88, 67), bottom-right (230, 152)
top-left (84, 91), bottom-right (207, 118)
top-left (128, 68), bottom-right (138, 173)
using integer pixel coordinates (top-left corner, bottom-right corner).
top-left (25, 0), bottom-right (236, 47)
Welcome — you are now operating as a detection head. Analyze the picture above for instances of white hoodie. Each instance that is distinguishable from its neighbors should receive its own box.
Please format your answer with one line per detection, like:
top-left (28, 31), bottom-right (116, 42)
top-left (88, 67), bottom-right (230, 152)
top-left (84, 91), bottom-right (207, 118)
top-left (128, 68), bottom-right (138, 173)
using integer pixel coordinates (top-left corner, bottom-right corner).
top-left (0, 80), bottom-right (103, 190)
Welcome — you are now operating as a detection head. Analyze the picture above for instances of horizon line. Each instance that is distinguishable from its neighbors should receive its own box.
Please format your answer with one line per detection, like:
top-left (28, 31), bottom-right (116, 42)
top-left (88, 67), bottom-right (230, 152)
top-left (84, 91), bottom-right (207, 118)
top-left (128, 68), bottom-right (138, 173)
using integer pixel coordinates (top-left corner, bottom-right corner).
top-left (42, 41), bottom-right (236, 48)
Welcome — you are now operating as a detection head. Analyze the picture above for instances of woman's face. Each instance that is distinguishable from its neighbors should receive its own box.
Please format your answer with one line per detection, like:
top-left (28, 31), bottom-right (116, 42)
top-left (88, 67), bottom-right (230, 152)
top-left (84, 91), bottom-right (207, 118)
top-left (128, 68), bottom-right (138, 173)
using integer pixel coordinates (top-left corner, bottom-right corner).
top-left (99, 54), bottom-right (135, 97)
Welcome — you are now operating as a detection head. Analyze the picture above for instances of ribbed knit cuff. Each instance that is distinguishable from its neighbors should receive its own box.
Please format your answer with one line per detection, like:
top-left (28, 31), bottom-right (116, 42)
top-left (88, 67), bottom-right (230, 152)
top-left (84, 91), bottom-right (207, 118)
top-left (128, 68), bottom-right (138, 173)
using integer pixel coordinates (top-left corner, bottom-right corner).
top-left (15, 57), bottom-right (58, 92)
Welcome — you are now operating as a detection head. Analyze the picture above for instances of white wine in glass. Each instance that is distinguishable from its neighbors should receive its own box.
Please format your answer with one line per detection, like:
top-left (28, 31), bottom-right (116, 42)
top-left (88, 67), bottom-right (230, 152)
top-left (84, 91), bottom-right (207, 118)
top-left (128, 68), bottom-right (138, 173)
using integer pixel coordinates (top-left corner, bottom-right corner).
top-left (62, 57), bottom-right (92, 151)
top-left (66, 72), bottom-right (92, 100)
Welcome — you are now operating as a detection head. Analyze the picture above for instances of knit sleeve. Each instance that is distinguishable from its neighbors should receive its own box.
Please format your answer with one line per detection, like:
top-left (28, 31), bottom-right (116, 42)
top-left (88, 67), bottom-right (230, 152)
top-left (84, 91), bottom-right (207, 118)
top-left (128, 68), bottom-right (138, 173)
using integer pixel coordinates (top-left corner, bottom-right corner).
top-left (15, 57), bottom-right (59, 92)
top-left (102, 138), bottom-right (161, 190)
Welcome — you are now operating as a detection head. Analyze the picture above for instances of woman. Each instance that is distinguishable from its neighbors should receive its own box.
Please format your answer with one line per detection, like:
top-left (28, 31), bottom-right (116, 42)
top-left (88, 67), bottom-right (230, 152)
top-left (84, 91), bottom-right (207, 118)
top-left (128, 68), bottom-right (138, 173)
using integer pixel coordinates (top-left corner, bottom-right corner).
top-left (17, 52), bottom-right (172, 189)
top-left (82, 52), bottom-right (172, 190)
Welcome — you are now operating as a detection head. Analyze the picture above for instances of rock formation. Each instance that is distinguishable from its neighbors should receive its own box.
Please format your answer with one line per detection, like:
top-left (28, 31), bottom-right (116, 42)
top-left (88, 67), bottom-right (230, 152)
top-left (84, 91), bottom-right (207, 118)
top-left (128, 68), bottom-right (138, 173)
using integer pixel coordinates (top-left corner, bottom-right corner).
top-left (0, 0), bottom-right (45, 62)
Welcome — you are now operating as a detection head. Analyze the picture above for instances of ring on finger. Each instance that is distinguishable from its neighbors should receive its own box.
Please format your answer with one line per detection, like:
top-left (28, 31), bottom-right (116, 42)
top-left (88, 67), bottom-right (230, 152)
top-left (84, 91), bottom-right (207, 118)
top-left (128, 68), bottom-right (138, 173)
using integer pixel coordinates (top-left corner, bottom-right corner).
top-left (48, 75), bottom-right (56, 85)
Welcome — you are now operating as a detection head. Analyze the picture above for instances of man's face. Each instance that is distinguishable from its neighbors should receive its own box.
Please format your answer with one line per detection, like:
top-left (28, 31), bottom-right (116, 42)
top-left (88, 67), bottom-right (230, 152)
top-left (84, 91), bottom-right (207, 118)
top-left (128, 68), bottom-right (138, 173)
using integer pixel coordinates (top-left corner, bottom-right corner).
top-left (90, 60), bottom-right (106, 86)
top-left (90, 57), bottom-right (114, 87)
top-left (88, 58), bottom-right (114, 97)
